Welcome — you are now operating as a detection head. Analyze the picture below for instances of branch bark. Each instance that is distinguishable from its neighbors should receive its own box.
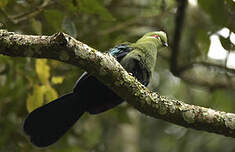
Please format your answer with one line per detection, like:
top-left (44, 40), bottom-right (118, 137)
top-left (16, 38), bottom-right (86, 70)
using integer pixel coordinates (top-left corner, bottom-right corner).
top-left (179, 61), bottom-right (235, 90)
top-left (159, 52), bottom-right (235, 90)
top-left (1, 29), bottom-right (235, 138)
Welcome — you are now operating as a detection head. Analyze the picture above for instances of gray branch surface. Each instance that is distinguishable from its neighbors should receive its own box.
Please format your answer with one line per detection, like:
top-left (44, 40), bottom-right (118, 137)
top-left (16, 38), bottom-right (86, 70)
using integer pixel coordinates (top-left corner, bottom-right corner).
top-left (1, 29), bottom-right (235, 138)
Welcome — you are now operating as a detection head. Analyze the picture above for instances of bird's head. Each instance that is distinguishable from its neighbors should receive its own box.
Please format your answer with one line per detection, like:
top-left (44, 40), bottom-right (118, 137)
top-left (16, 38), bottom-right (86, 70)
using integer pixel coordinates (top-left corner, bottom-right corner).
top-left (137, 31), bottom-right (168, 48)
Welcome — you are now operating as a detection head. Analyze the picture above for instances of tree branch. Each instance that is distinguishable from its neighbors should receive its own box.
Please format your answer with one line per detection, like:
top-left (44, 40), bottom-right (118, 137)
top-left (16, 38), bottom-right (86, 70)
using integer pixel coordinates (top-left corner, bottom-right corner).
top-left (179, 61), bottom-right (235, 90)
top-left (1, 29), bottom-right (235, 138)
top-left (0, 0), bottom-right (53, 24)
top-left (167, 0), bottom-right (235, 90)
top-left (159, 51), bottom-right (235, 90)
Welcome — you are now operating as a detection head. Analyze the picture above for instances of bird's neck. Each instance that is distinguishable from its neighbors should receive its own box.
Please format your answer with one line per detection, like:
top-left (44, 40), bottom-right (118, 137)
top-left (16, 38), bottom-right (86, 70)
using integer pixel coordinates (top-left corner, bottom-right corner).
top-left (130, 40), bottom-right (159, 72)
top-left (132, 40), bottom-right (159, 57)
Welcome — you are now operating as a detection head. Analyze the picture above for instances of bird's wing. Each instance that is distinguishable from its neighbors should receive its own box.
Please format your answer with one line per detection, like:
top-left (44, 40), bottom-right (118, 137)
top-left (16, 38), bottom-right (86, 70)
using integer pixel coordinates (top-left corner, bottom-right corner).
top-left (107, 44), bottom-right (132, 62)
top-left (120, 48), bottom-right (150, 86)
top-left (73, 44), bottom-right (132, 91)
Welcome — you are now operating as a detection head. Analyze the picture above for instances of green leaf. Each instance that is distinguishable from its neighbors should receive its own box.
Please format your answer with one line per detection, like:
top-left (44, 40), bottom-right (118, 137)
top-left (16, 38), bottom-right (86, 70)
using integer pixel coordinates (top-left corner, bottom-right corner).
top-left (225, 0), bottom-right (235, 14)
top-left (210, 90), bottom-right (235, 112)
top-left (78, 0), bottom-right (115, 21)
top-left (225, 0), bottom-right (235, 32)
top-left (44, 9), bottom-right (64, 31)
top-left (197, 30), bottom-right (210, 55)
top-left (44, 85), bottom-right (58, 103)
top-left (51, 76), bottom-right (64, 84)
top-left (35, 59), bottom-right (50, 85)
top-left (198, 0), bottom-right (228, 26)
top-left (30, 18), bottom-right (42, 35)
top-left (26, 85), bottom-right (46, 112)
top-left (60, 0), bottom-right (79, 13)
top-left (219, 36), bottom-right (232, 50)
top-left (0, 0), bottom-right (8, 8)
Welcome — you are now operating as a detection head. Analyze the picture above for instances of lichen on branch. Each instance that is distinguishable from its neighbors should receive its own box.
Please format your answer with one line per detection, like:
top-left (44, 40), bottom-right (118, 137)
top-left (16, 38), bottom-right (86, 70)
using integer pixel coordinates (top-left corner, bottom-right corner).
top-left (0, 29), bottom-right (235, 138)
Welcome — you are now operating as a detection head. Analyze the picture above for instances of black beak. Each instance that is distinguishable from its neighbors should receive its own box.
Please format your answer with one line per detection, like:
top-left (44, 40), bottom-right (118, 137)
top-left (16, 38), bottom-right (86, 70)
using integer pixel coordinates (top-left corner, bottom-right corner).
top-left (163, 42), bottom-right (168, 47)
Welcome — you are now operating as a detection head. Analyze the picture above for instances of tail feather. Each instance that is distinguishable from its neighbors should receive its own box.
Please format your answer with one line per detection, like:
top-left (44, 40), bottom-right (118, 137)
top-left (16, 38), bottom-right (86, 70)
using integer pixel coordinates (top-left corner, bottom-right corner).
top-left (23, 93), bottom-right (85, 147)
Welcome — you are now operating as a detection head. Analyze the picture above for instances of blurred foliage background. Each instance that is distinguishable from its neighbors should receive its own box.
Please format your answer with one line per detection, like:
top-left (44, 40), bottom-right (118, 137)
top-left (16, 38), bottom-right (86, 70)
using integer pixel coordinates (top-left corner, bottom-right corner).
top-left (0, 0), bottom-right (235, 151)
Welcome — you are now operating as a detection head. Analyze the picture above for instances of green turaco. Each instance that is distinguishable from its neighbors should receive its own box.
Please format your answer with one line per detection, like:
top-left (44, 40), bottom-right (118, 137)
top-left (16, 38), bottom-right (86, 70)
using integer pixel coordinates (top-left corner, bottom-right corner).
top-left (23, 31), bottom-right (168, 147)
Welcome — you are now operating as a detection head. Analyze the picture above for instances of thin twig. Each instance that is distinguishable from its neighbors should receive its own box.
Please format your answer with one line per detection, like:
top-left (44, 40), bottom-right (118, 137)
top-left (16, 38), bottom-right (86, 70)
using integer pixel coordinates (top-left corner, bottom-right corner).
top-left (1, 0), bottom-right (53, 24)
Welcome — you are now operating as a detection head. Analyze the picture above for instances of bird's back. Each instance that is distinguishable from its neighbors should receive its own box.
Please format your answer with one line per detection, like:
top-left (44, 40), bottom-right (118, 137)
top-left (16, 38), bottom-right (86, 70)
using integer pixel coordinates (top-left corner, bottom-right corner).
top-left (73, 44), bottom-right (133, 114)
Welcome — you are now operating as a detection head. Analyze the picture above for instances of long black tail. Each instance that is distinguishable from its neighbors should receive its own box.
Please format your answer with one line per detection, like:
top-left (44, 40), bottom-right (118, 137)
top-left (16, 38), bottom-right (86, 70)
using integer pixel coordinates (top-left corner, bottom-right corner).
top-left (23, 93), bottom-right (85, 147)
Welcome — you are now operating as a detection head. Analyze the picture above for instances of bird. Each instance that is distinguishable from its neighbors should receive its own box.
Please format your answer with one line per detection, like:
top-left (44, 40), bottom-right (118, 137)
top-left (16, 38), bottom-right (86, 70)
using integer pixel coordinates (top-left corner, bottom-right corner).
top-left (23, 31), bottom-right (168, 147)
